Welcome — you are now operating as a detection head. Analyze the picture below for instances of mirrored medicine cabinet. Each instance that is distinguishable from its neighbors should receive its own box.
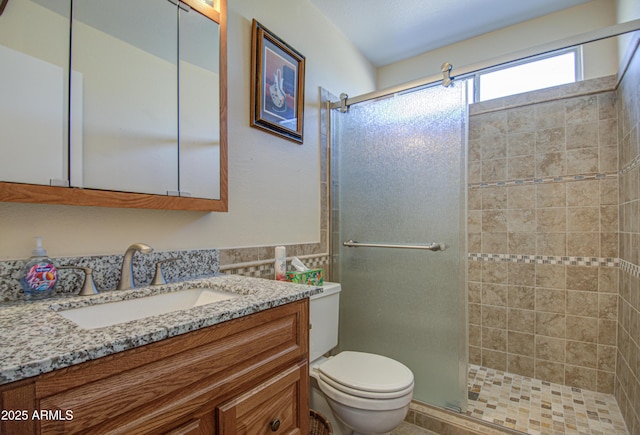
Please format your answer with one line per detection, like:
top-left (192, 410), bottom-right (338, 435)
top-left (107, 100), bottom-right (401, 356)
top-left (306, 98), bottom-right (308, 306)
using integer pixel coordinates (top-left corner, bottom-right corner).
top-left (0, 0), bottom-right (227, 212)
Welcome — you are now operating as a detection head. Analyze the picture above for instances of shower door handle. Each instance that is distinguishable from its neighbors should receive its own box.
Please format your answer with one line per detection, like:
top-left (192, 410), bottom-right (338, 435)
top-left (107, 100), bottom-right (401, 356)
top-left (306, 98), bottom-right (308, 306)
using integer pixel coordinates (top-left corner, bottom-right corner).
top-left (343, 240), bottom-right (446, 251)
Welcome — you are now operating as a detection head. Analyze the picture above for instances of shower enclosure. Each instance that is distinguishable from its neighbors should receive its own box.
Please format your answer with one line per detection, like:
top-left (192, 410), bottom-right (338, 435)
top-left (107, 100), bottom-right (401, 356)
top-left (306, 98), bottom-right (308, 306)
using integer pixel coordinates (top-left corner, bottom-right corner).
top-left (329, 82), bottom-right (469, 411)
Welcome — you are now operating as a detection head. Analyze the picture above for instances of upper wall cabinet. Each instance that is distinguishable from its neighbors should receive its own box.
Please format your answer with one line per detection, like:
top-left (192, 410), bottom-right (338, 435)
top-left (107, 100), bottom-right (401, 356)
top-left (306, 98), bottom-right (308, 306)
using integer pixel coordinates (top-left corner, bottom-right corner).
top-left (0, 0), bottom-right (227, 212)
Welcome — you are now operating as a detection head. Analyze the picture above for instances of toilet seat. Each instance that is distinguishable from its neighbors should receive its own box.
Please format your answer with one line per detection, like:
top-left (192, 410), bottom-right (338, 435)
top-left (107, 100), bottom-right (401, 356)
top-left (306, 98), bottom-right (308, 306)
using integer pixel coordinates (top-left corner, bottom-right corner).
top-left (319, 372), bottom-right (414, 399)
top-left (317, 377), bottom-right (413, 411)
top-left (316, 351), bottom-right (414, 399)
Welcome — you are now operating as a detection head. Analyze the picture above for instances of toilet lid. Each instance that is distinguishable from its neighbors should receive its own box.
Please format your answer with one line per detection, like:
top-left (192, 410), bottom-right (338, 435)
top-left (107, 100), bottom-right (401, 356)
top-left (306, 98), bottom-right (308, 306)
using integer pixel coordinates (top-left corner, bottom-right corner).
top-left (317, 351), bottom-right (414, 394)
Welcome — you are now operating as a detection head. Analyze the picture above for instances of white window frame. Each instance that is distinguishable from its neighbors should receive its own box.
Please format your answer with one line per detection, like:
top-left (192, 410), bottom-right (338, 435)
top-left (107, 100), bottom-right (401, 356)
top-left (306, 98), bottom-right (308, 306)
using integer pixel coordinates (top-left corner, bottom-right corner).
top-left (471, 47), bottom-right (583, 103)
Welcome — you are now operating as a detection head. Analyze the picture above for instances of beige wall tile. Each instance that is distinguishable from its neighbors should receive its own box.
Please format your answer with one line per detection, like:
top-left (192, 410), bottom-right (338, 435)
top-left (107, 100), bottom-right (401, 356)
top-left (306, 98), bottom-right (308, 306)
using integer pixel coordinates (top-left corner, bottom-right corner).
top-left (535, 152), bottom-right (566, 177)
top-left (536, 264), bottom-right (566, 289)
top-left (567, 207), bottom-right (599, 232)
top-left (507, 156), bottom-right (535, 179)
top-left (507, 354), bottom-right (535, 378)
top-left (482, 306), bottom-right (507, 329)
top-left (536, 233), bottom-right (566, 256)
top-left (536, 183), bottom-right (566, 208)
top-left (536, 288), bottom-right (566, 313)
top-left (508, 331), bottom-right (535, 356)
top-left (508, 263), bottom-right (535, 286)
top-left (566, 290), bottom-right (598, 317)
top-left (508, 232), bottom-right (536, 254)
top-left (482, 283), bottom-right (508, 306)
top-left (508, 286), bottom-right (535, 309)
top-left (508, 106), bottom-right (536, 133)
top-left (537, 208), bottom-right (566, 232)
top-left (566, 266), bottom-right (599, 291)
top-left (566, 341), bottom-right (597, 368)
top-left (536, 335), bottom-right (565, 362)
top-left (566, 96), bottom-right (598, 125)
top-left (535, 101), bottom-right (565, 130)
top-left (507, 185), bottom-right (535, 209)
top-left (536, 312), bottom-right (565, 338)
top-left (482, 349), bottom-right (507, 371)
top-left (566, 315), bottom-right (598, 343)
top-left (565, 365), bottom-right (597, 390)
top-left (482, 232), bottom-right (508, 252)
top-left (483, 327), bottom-right (507, 351)
top-left (482, 262), bottom-right (508, 283)
top-left (507, 131), bottom-right (536, 157)
top-left (566, 122), bottom-right (598, 150)
top-left (535, 360), bottom-right (564, 384)
top-left (509, 308), bottom-right (536, 333)
top-left (566, 232), bottom-right (599, 257)
top-left (482, 187), bottom-right (507, 209)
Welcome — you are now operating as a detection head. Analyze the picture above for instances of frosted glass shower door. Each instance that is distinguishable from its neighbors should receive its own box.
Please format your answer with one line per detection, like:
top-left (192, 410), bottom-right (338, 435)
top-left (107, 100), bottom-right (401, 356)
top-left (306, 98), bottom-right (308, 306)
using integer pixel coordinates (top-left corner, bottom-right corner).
top-left (332, 83), bottom-right (468, 411)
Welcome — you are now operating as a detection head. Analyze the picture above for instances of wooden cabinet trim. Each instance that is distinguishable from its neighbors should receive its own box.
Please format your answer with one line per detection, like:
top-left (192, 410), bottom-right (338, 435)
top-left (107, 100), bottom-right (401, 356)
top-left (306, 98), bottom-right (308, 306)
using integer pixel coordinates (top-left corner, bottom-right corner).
top-left (0, 182), bottom-right (228, 212)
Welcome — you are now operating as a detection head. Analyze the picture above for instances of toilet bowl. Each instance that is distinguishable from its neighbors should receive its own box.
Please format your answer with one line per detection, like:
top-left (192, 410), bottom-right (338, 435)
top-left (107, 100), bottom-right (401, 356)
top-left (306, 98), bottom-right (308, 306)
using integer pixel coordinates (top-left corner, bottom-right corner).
top-left (309, 283), bottom-right (414, 435)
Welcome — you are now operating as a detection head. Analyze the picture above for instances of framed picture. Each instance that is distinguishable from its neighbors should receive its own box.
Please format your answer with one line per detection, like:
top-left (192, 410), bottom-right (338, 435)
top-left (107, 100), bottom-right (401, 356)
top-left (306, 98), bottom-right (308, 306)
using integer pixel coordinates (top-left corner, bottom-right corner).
top-left (250, 19), bottom-right (305, 143)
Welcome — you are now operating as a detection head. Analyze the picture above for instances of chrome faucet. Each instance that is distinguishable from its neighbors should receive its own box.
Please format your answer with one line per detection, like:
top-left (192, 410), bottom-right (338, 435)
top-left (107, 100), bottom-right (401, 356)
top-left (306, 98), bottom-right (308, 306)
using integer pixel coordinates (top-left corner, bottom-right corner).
top-left (117, 243), bottom-right (153, 290)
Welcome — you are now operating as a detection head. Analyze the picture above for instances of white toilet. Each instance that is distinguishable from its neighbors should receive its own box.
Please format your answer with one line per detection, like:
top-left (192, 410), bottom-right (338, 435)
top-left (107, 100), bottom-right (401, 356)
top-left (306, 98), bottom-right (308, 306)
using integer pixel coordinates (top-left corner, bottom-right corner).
top-left (309, 282), bottom-right (414, 435)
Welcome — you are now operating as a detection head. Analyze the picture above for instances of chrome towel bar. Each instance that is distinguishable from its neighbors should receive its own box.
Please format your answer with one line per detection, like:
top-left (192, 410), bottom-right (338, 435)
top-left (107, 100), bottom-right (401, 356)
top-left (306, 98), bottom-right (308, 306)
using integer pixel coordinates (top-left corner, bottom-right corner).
top-left (343, 240), bottom-right (446, 252)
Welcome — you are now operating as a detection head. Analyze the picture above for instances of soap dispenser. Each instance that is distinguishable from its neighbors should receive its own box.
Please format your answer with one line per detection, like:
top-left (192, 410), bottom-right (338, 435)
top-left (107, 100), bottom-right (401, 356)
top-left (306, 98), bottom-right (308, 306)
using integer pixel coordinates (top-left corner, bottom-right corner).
top-left (20, 237), bottom-right (58, 299)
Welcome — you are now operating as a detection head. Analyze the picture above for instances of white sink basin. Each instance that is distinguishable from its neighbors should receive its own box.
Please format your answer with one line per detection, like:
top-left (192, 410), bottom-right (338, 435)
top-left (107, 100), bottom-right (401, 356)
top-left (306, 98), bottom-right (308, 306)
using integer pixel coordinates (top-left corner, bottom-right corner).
top-left (57, 288), bottom-right (240, 329)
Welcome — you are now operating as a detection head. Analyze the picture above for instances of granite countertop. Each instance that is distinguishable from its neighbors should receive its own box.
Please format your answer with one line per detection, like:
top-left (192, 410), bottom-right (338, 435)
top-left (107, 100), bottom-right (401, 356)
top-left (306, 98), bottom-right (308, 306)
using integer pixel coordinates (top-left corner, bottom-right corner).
top-left (0, 274), bottom-right (321, 386)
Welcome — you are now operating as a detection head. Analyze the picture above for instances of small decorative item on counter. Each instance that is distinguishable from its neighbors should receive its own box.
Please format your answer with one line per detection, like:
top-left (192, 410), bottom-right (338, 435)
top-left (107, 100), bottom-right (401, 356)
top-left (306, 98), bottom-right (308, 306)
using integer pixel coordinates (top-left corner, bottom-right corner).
top-left (285, 256), bottom-right (322, 285)
top-left (20, 236), bottom-right (58, 299)
top-left (286, 268), bottom-right (323, 286)
top-left (275, 246), bottom-right (287, 281)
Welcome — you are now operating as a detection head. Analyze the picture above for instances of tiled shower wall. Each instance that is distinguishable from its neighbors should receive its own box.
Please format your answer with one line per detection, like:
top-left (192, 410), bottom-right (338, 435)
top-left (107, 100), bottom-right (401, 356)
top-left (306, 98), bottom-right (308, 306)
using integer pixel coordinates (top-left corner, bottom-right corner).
top-left (467, 77), bottom-right (620, 394)
top-left (615, 37), bottom-right (640, 435)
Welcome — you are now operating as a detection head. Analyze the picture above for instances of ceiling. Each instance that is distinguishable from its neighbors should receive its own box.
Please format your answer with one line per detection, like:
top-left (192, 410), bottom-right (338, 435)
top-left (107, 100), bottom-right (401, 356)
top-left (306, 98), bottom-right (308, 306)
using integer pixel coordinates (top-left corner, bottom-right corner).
top-left (309, 0), bottom-right (593, 67)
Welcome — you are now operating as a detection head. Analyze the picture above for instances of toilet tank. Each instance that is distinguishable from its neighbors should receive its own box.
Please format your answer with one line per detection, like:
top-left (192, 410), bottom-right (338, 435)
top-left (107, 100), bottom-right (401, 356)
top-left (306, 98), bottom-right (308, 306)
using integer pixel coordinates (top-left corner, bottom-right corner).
top-left (309, 282), bottom-right (341, 362)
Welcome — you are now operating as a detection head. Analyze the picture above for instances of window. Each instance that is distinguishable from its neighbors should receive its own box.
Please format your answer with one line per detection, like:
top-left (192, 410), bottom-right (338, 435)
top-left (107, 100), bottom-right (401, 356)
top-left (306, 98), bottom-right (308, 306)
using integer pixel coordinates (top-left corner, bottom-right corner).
top-left (473, 48), bottom-right (582, 102)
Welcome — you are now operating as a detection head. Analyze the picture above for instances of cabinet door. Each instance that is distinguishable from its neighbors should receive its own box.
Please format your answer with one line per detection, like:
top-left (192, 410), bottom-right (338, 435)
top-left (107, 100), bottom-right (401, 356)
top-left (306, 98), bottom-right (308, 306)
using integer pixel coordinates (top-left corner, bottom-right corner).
top-left (217, 362), bottom-right (309, 435)
top-left (70, 0), bottom-right (178, 195)
top-left (0, 0), bottom-right (70, 187)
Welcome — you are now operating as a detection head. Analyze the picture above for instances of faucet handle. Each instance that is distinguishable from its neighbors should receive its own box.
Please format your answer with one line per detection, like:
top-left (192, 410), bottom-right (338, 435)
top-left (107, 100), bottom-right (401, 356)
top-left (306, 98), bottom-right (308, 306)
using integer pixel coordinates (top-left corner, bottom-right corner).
top-left (151, 258), bottom-right (179, 286)
top-left (59, 266), bottom-right (99, 296)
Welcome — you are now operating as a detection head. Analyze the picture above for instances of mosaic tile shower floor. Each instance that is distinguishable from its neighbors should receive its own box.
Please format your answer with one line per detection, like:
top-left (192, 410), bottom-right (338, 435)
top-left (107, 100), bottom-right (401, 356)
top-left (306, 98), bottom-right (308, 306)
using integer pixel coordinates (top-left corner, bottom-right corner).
top-left (466, 365), bottom-right (628, 434)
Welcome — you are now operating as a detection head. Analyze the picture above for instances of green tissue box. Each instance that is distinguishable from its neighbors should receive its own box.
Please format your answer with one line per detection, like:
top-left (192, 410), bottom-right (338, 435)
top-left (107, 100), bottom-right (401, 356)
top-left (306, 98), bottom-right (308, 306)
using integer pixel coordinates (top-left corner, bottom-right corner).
top-left (286, 269), bottom-right (323, 286)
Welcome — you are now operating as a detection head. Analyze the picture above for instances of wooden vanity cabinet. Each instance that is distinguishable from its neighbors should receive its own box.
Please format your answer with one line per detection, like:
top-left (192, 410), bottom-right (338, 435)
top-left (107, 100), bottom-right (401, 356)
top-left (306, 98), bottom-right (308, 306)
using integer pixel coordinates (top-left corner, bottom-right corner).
top-left (0, 299), bottom-right (310, 435)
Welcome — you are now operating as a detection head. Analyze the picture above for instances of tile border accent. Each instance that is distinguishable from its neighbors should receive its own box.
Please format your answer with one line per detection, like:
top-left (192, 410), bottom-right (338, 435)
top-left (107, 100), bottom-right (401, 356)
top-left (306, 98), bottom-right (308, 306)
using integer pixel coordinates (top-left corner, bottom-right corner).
top-left (619, 258), bottom-right (640, 277)
top-left (468, 172), bottom-right (617, 190)
top-left (220, 253), bottom-right (330, 279)
top-left (620, 152), bottom-right (640, 175)
top-left (468, 252), bottom-right (620, 268)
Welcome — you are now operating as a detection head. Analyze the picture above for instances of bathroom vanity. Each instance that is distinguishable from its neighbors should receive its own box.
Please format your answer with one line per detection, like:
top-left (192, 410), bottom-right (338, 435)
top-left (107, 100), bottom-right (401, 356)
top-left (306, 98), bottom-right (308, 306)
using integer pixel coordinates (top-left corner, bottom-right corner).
top-left (0, 275), bottom-right (317, 434)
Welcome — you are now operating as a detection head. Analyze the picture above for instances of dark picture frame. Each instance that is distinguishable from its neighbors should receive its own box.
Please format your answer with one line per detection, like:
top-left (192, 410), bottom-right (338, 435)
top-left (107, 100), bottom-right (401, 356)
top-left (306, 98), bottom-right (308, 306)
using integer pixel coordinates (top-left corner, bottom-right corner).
top-left (250, 19), bottom-right (305, 143)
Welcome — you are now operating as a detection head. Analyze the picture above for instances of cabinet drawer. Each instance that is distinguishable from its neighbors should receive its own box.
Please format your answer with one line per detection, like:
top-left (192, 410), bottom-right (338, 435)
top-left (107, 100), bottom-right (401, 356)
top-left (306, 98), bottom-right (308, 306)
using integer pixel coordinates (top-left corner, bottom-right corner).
top-left (217, 361), bottom-right (309, 435)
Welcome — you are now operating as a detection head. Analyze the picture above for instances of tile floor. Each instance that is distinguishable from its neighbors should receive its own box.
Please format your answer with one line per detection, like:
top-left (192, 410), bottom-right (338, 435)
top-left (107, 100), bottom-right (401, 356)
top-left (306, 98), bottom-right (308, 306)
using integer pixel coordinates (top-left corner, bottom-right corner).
top-left (466, 364), bottom-right (629, 435)
top-left (393, 421), bottom-right (439, 435)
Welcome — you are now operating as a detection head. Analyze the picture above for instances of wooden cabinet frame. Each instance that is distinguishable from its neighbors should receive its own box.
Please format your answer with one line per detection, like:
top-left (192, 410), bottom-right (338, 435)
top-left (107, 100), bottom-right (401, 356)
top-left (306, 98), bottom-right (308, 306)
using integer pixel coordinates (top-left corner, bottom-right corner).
top-left (0, 299), bottom-right (309, 434)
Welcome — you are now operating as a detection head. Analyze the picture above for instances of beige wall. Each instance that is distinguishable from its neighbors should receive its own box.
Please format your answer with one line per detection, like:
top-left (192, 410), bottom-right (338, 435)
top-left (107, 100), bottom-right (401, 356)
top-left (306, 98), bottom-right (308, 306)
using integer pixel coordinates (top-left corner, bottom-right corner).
top-left (377, 0), bottom-right (618, 90)
top-left (0, 0), bottom-right (376, 260)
